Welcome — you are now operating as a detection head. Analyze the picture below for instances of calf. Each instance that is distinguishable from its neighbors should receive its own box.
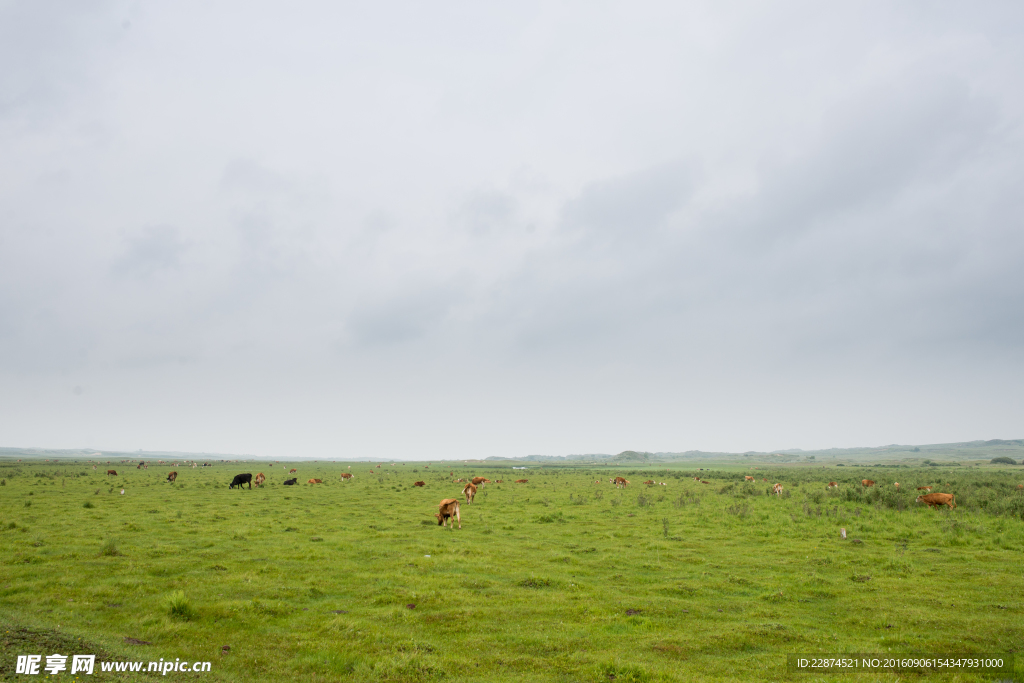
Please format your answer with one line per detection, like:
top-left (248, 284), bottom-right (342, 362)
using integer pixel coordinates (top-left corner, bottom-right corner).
top-left (435, 499), bottom-right (461, 529)
top-left (289, 468), bottom-right (297, 474)
top-left (463, 482), bottom-right (477, 504)
top-left (413, 481), bottom-right (425, 487)
top-left (862, 479), bottom-right (875, 487)
top-left (826, 482), bottom-right (838, 490)
top-left (612, 477), bottom-right (629, 488)
top-left (283, 478), bottom-right (297, 485)
top-left (643, 480), bottom-right (655, 486)
top-left (340, 473), bottom-right (353, 481)
top-left (494, 480), bottom-right (503, 484)
top-left (916, 492), bottom-right (956, 509)
top-left (166, 471), bottom-right (177, 483)
top-left (254, 472), bottom-right (266, 488)
top-left (772, 483), bottom-right (783, 497)
top-left (106, 470), bottom-right (117, 476)
top-left (894, 482), bottom-right (900, 490)
top-left (308, 478), bottom-right (322, 484)
top-left (744, 476), bottom-right (754, 482)
top-left (917, 486), bottom-right (932, 491)
top-left (229, 473), bottom-right (252, 489)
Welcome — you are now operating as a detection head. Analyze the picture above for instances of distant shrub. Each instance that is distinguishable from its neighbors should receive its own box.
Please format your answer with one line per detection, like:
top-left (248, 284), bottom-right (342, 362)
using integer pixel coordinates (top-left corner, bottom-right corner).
top-left (83, 501), bottom-right (94, 509)
top-left (99, 539), bottom-right (120, 556)
top-left (990, 457), bottom-right (1017, 465)
top-left (24, 501), bottom-right (31, 508)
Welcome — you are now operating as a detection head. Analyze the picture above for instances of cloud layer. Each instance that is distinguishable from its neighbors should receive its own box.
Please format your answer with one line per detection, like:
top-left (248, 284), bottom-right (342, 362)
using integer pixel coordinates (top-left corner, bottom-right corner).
top-left (2, 1), bottom-right (1023, 458)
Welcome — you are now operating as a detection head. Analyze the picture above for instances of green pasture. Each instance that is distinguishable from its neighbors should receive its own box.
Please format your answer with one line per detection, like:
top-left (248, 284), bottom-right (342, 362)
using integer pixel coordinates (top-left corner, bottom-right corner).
top-left (1, 460), bottom-right (1023, 682)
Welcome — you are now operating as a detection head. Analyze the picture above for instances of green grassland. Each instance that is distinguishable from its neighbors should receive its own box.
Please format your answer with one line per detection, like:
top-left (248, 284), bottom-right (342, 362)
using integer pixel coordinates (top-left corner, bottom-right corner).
top-left (1, 459), bottom-right (1023, 682)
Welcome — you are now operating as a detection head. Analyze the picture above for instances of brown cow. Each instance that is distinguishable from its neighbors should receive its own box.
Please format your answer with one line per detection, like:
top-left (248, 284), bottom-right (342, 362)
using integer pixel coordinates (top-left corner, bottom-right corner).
top-left (254, 472), bottom-right (265, 488)
top-left (917, 486), bottom-right (932, 491)
top-left (340, 473), bottom-right (353, 481)
top-left (894, 482), bottom-right (900, 490)
top-left (1017, 484), bottom-right (1023, 490)
top-left (612, 477), bottom-right (629, 488)
top-left (289, 469), bottom-right (297, 474)
top-left (862, 479), bottom-right (875, 487)
top-left (435, 499), bottom-right (461, 529)
top-left (916, 492), bottom-right (956, 509)
top-left (106, 470), bottom-right (117, 476)
top-left (744, 476), bottom-right (754, 482)
top-left (413, 481), bottom-right (425, 487)
top-left (471, 477), bottom-right (490, 487)
top-left (494, 480), bottom-right (503, 484)
top-left (166, 471), bottom-right (177, 483)
top-left (700, 480), bottom-right (709, 484)
top-left (308, 478), bottom-right (322, 484)
top-left (455, 478), bottom-right (465, 483)
top-left (643, 480), bottom-right (655, 486)
top-left (462, 482), bottom-right (477, 504)
top-left (826, 481), bottom-right (838, 490)
top-left (772, 483), bottom-right (783, 497)
top-left (515, 479), bottom-right (528, 483)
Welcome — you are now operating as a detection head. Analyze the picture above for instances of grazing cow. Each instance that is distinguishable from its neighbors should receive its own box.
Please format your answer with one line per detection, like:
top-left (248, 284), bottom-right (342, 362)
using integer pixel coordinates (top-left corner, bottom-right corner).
top-left (762, 478), bottom-right (768, 482)
top-left (917, 486), bottom-right (933, 491)
top-left (471, 477), bottom-right (490, 487)
top-left (308, 478), bottom-right (322, 484)
top-left (92, 465), bottom-right (96, 470)
top-left (166, 471), bottom-right (177, 483)
top-left (612, 477), bottom-right (629, 488)
top-left (413, 481), bottom-right (425, 487)
top-left (772, 483), bottom-right (783, 497)
top-left (229, 473), bottom-right (252, 489)
top-left (693, 476), bottom-right (700, 481)
top-left (435, 498), bottom-right (461, 529)
top-left (862, 479), bottom-right (875, 487)
top-left (283, 478), bottom-right (297, 485)
top-left (463, 482), bottom-right (477, 504)
top-left (894, 482), bottom-right (900, 490)
top-left (137, 462), bottom-right (144, 469)
top-left (827, 482), bottom-right (838, 490)
top-left (254, 473), bottom-right (266, 488)
top-left (289, 469), bottom-right (297, 474)
top-left (643, 480), bottom-right (655, 486)
top-left (106, 470), bottom-right (117, 476)
top-left (515, 479), bottom-right (528, 483)
top-left (340, 473), bottom-right (353, 481)
top-left (744, 476), bottom-right (754, 482)
top-left (916, 492), bottom-right (956, 509)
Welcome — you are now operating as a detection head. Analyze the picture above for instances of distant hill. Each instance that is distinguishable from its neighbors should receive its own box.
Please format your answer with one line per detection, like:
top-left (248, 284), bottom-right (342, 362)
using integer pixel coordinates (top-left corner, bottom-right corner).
top-left (3, 439), bottom-right (1023, 465)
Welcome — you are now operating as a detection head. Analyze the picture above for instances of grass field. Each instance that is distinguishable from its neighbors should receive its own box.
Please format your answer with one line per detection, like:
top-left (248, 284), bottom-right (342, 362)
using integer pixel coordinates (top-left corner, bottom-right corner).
top-left (1, 459), bottom-right (1023, 682)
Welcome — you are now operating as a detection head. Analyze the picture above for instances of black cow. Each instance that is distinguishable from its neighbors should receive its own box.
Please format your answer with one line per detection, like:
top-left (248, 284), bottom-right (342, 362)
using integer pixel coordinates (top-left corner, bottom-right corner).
top-left (283, 478), bottom-right (297, 485)
top-left (229, 473), bottom-right (253, 489)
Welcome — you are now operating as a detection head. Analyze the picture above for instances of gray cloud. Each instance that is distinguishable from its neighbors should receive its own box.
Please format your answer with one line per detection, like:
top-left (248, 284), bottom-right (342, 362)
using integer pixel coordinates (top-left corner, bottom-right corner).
top-left (1, 2), bottom-right (1023, 458)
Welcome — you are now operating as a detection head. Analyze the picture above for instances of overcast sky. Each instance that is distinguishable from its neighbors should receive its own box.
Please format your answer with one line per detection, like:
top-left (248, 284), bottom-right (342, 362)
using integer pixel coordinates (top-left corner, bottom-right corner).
top-left (1, 2), bottom-right (1022, 459)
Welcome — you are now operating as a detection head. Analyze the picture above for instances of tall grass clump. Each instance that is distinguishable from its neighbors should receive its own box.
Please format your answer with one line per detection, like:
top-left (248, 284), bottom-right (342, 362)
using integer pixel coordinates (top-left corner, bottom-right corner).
top-left (99, 538), bottom-right (120, 556)
top-left (166, 591), bottom-right (195, 620)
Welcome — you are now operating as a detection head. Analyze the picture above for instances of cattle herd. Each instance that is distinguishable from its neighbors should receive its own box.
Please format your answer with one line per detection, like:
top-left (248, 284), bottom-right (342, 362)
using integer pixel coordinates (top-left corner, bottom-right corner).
top-left (103, 462), bottom-right (992, 529)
